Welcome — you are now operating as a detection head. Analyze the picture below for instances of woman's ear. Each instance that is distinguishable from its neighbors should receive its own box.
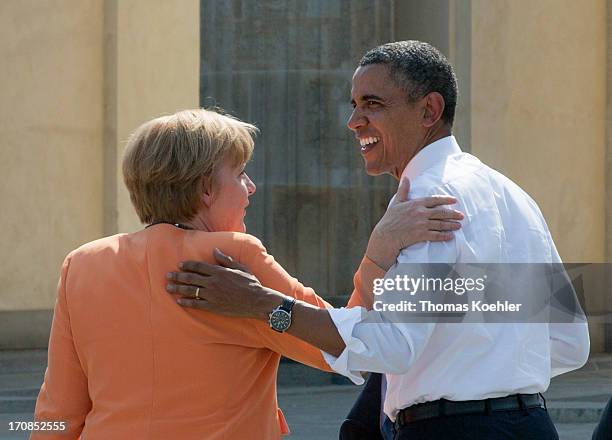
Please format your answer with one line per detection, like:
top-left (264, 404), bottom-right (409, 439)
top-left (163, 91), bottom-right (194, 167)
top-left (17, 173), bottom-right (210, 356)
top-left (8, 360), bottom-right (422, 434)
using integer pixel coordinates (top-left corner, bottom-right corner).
top-left (201, 177), bottom-right (214, 208)
top-left (202, 191), bottom-right (213, 208)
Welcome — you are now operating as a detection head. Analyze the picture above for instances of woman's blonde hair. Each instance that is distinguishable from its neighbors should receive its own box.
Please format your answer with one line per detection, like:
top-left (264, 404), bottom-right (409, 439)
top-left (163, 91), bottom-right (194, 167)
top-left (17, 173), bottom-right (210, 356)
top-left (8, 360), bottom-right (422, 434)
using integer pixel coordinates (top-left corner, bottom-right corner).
top-left (122, 108), bottom-right (257, 224)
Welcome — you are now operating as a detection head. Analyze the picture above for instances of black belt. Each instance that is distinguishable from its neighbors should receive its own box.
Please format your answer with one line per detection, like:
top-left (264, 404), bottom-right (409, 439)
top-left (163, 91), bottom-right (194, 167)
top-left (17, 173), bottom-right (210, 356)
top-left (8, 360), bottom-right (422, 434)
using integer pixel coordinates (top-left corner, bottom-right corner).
top-left (396, 393), bottom-right (546, 427)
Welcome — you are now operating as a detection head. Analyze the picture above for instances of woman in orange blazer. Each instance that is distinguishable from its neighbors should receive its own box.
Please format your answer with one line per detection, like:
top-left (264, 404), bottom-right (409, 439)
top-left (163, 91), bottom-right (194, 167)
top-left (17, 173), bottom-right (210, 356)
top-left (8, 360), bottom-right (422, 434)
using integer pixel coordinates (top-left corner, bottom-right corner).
top-left (32, 109), bottom-right (461, 439)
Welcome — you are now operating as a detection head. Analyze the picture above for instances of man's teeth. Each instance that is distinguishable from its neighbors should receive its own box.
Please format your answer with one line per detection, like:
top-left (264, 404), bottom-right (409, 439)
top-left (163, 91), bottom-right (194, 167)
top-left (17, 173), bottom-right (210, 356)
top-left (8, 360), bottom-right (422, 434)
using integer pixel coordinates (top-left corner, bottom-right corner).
top-left (359, 137), bottom-right (380, 147)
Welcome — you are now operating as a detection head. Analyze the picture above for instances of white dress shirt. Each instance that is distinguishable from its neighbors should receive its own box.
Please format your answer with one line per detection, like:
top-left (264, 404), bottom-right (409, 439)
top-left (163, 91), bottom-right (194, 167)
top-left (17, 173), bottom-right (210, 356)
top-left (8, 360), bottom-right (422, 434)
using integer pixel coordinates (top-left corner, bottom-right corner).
top-left (323, 136), bottom-right (590, 421)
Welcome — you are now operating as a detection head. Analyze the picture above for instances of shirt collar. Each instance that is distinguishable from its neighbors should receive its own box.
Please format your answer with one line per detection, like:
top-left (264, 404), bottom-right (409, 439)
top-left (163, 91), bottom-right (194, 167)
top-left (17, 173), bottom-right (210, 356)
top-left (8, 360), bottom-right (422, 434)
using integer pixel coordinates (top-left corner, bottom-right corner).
top-left (400, 135), bottom-right (462, 182)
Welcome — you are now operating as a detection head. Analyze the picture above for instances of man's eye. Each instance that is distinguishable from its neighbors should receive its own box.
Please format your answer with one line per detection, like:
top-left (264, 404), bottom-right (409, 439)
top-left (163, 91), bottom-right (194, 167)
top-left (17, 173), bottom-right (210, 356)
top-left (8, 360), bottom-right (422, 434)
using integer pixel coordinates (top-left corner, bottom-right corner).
top-left (367, 100), bottom-right (380, 106)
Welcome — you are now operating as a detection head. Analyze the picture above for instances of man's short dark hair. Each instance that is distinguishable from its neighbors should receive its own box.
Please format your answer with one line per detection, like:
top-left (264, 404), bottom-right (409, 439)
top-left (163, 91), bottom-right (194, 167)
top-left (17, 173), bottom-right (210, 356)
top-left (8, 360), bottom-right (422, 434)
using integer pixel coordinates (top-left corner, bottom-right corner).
top-left (359, 41), bottom-right (458, 126)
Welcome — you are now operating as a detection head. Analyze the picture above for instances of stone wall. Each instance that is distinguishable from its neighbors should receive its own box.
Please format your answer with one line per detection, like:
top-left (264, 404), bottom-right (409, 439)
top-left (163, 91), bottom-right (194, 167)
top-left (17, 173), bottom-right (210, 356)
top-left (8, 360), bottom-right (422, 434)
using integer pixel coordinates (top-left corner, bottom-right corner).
top-left (200, 0), bottom-right (398, 299)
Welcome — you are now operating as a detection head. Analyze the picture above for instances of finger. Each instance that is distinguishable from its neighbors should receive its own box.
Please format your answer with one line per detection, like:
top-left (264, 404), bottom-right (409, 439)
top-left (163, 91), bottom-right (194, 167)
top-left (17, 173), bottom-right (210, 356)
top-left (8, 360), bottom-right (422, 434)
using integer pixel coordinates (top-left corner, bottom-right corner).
top-left (428, 207), bottom-right (464, 221)
top-left (396, 177), bottom-right (411, 203)
top-left (176, 298), bottom-right (210, 310)
top-left (212, 248), bottom-right (235, 267)
top-left (166, 271), bottom-right (211, 287)
top-left (421, 196), bottom-right (458, 208)
top-left (179, 260), bottom-right (219, 276)
top-left (166, 283), bottom-right (206, 299)
top-left (427, 231), bottom-right (455, 241)
top-left (428, 220), bottom-right (462, 231)
top-left (213, 248), bottom-right (251, 273)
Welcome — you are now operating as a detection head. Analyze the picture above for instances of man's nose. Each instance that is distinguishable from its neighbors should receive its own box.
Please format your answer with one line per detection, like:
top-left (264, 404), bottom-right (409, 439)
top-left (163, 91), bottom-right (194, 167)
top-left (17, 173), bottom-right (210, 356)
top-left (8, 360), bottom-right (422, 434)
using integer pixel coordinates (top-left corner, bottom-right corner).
top-left (347, 108), bottom-right (366, 131)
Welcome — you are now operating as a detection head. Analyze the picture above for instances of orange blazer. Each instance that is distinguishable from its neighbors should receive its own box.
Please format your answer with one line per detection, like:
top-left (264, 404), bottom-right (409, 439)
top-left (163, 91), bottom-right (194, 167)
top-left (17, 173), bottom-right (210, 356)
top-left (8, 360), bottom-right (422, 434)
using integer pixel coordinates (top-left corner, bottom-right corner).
top-left (32, 224), bottom-right (383, 440)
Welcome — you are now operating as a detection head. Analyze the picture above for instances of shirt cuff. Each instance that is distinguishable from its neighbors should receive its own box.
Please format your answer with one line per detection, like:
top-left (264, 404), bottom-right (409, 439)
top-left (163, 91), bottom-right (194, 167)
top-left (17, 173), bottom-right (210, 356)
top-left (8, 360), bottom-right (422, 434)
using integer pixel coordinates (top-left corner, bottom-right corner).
top-left (320, 306), bottom-right (367, 385)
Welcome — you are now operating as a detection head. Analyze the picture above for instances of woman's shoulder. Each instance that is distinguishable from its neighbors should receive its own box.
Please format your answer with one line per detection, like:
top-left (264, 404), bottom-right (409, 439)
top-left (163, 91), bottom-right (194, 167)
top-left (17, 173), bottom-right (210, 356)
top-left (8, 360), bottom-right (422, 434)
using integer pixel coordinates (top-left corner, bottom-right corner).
top-left (205, 232), bottom-right (266, 257)
top-left (169, 230), bottom-right (267, 263)
top-left (68, 230), bottom-right (266, 256)
top-left (67, 233), bottom-right (129, 259)
top-left (233, 232), bottom-right (265, 248)
top-left (189, 231), bottom-right (264, 248)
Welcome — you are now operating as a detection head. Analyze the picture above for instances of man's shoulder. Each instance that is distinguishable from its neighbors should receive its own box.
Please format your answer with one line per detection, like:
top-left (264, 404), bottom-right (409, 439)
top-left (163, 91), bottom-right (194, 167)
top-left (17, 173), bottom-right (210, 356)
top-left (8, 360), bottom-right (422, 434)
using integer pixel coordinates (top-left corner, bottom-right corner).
top-left (408, 152), bottom-right (481, 195)
top-left (410, 152), bottom-right (550, 240)
top-left (471, 159), bottom-right (544, 214)
top-left (413, 152), bottom-right (541, 208)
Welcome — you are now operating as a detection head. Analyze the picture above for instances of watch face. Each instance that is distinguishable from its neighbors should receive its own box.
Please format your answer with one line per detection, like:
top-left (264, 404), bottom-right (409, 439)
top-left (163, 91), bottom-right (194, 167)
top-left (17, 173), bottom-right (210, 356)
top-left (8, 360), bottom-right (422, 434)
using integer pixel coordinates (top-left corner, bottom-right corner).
top-left (270, 309), bottom-right (291, 332)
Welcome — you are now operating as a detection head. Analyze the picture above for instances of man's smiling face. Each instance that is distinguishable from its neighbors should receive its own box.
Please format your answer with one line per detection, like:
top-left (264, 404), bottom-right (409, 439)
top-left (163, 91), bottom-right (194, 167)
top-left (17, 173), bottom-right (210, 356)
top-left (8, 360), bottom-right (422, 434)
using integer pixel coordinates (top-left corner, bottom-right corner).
top-left (347, 63), bottom-right (425, 180)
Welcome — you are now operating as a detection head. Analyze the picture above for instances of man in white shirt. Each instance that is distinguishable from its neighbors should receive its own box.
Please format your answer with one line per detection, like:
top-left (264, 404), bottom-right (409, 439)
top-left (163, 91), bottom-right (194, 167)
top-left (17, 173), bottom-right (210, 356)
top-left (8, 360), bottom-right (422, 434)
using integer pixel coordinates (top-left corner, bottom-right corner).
top-left (169, 41), bottom-right (590, 439)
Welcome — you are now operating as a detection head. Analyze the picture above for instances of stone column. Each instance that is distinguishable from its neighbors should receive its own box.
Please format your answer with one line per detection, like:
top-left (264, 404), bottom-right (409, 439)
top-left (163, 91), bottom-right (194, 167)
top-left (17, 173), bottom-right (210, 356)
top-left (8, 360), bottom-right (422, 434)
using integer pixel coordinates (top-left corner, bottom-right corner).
top-left (200, 0), bottom-right (397, 301)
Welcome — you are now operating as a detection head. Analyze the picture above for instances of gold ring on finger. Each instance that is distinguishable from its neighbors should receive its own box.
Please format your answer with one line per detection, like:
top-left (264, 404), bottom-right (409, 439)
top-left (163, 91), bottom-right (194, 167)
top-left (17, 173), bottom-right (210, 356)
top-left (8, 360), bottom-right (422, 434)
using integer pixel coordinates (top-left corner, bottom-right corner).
top-left (195, 287), bottom-right (201, 300)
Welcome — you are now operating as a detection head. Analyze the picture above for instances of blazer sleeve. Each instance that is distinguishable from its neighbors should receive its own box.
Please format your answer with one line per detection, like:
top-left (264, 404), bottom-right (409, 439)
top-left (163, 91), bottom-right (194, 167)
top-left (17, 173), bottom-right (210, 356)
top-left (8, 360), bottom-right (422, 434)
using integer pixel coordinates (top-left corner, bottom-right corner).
top-left (346, 256), bottom-right (386, 310)
top-left (32, 255), bottom-right (91, 440)
top-left (238, 235), bottom-right (333, 370)
top-left (239, 234), bottom-right (332, 309)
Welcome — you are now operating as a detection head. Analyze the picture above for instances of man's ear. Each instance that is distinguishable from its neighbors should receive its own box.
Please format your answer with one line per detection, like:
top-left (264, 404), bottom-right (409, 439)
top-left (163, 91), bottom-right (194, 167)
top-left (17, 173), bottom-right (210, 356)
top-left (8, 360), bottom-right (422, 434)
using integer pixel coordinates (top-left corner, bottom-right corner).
top-left (422, 92), bottom-right (445, 128)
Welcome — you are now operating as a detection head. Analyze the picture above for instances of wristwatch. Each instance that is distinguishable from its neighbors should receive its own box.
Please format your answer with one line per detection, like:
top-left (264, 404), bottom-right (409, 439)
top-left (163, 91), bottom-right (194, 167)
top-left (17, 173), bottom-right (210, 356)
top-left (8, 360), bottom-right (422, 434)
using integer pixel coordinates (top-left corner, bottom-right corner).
top-left (268, 297), bottom-right (296, 333)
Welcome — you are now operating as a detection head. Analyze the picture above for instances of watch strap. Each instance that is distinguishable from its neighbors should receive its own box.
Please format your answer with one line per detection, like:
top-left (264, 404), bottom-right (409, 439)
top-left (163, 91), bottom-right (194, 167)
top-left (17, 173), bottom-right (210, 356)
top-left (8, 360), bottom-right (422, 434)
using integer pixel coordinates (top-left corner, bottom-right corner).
top-left (280, 297), bottom-right (296, 313)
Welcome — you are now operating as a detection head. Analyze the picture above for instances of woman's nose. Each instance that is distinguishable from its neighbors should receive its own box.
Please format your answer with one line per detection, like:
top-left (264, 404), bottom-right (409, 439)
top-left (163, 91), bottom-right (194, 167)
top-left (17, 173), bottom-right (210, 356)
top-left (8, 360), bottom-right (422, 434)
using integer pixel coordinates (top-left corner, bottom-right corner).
top-left (245, 174), bottom-right (256, 195)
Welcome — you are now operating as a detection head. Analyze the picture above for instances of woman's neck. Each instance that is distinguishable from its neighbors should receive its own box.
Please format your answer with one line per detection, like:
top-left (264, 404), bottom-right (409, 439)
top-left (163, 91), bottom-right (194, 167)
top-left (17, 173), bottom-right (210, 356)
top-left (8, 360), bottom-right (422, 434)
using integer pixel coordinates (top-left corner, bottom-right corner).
top-left (182, 213), bottom-right (213, 232)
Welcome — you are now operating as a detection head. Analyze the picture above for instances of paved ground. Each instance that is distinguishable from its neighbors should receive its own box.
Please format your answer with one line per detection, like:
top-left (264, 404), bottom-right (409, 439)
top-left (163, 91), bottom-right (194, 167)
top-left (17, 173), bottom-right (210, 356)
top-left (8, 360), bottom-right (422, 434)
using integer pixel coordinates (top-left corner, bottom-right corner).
top-left (0, 350), bottom-right (610, 439)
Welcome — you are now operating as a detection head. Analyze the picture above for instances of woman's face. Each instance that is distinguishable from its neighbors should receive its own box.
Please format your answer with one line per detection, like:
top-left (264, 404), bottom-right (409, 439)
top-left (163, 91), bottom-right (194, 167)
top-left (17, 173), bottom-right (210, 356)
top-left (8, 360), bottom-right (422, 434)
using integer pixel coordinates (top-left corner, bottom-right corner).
top-left (205, 159), bottom-right (256, 233)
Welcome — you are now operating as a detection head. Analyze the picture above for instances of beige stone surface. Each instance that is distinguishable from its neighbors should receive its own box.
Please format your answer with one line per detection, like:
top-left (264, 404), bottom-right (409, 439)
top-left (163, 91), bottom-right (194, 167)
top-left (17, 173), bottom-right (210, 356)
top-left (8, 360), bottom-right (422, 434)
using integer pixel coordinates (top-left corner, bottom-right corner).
top-left (471, 0), bottom-right (607, 263)
top-left (0, 0), bottom-right (199, 312)
top-left (111, 0), bottom-right (200, 233)
top-left (0, 0), bottom-right (608, 352)
top-left (0, 0), bottom-right (105, 310)
top-left (471, 0), bottom-right (607, 351)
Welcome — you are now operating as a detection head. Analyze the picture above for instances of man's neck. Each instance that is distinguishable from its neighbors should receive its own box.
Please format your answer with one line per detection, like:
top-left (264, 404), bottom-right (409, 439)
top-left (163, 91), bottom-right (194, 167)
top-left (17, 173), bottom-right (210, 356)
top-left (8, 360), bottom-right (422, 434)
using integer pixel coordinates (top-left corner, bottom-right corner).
top-left (420, 124), bottom-right (452, 151)
top-left (391, 125), bottom-right (453, 181)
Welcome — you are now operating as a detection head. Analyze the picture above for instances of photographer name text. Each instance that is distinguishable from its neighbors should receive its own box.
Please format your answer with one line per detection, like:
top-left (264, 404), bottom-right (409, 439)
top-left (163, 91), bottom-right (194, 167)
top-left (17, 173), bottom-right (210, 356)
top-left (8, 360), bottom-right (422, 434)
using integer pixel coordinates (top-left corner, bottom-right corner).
top-left (372, 300), bottom-right (522, 313)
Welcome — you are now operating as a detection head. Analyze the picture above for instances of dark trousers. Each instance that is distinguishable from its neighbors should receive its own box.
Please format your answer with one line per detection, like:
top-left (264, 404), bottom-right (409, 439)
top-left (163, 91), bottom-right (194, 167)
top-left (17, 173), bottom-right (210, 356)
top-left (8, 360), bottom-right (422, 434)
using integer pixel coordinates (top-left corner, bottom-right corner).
top-left (592, 395), bottom-right (612, 440)
top-left (339, 373), bottom-right (385, 440)
top-left (341, 373), bottom-right (560, 440)
top-left (394, 407), bottom-right (559, 440)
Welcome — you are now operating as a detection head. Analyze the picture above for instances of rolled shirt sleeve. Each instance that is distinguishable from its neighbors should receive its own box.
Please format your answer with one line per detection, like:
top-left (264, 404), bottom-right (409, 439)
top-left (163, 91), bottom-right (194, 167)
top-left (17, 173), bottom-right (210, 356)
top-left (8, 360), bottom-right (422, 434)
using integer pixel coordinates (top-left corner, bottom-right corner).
top-left (545, 227), bottom-right (590, 376)
top-left (321, 236), bottom-right (459, 382)
top-left (549, 321), bottom-right (590, 377)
